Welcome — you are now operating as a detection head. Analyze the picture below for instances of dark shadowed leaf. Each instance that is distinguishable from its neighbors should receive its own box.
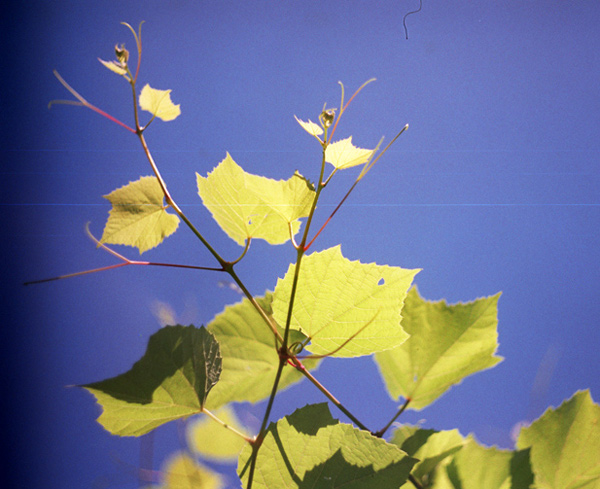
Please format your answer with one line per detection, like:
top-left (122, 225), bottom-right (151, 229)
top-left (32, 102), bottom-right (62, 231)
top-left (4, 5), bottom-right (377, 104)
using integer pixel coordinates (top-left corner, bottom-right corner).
top-left (83, 325), bottom-right (221, 436)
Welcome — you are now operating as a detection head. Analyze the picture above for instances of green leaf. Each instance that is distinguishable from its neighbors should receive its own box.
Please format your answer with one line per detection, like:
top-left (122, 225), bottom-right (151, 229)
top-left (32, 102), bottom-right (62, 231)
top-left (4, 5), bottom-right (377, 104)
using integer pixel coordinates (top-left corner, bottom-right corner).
top-left (205, 294), bottom-right (320, 409)
top-left (434, 436), bottom-right (533, 489)
top-left (83, 325), bottom-right (221, 436)
top-left (139, 84), bottom-right (181, 121)
top-left (186, 406), bottom-right (249, 460)
top-left (196, 153), bottom-right (316, 246)
top-left (516, 390), bottom-right (600, 489)
top-left (325, 136), bottom-right (375, 169)
top-left (156, 452), bottom-right (223, 489)
top-left (238, 403), bottom-right (417, 488)
top-left (272, 245), bottom-right (419, 357)
top-left (390, 426), bottom-right (465, 488)
top-left (295, 115), bottom-right (324, 138)
top-left (100, 176), bottom-right (180, 254)
top-left (98, 58), bottom-right (128, 76)
top-left (374, 287), bottom-right (503, 409)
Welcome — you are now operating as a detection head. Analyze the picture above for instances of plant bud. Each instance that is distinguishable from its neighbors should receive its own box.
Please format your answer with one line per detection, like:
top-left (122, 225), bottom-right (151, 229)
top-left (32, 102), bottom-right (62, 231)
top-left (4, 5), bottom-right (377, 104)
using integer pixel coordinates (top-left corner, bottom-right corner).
top-left (320, 108), bottom-right (336, 128)
top-left (114, 44), bottom-right (129, 66)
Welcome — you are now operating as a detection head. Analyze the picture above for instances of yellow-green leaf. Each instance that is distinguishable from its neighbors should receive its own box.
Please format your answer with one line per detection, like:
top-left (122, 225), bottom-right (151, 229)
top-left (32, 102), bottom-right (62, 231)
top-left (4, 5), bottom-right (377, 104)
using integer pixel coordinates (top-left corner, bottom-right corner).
top-left (82, 325), bottom-right (221, 437)
top-left (272, 245), bottom-right (419, 357)
top-left (196, 153), bottom-right (315, 245)
top-left (139, 84), bottom-right (181, 122)
top-left (325, 136), bottom-right (375, 169)
top-left (101, 176), bottom-right (179, 254)
top-left (157, 452), bottom-right (223, 489)
top-left (205, 293), bottom-right (319, 409)
top-left (98, 58), bottom-right (128, 76)
top-left (435, 436), bottom-right (534, 489)
top-left (295, 115), bottom-right (324, 138)
top-left (391, 426), bottom-right (465, 488)
top-left (374, 287), bottom-right (503, 409)
top-left (517, 390), bottom-right (600, 489)
top-left (186, 406), bottom-right (249, 460)
top-left (238, 403), bottom-right (417, 489)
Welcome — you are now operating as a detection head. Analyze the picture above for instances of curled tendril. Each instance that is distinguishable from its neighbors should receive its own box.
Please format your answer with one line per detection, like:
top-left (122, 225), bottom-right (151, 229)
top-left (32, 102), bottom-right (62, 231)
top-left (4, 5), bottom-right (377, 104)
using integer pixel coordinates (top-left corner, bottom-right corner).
top-left (288, 341), bottom-right (304, 355)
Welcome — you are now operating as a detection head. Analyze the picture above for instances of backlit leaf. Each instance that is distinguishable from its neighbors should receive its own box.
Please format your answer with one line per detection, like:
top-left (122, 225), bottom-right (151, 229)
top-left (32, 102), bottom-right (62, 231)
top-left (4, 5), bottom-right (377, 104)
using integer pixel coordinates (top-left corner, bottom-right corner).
top-left (433, 436), bottom-right (533, 489)
top-left (196, 153), bottom-right (315, 245)
top-left (516, 390), bottom-right (600, 489)
top-left (205, 293), bottom-right (319, 409)
top-left (158, 452), bottom-right (223, 489)
top-left (139, 84), bottom-right (181, 121)
top-left (100, 176), bottom-right (179, 254)
top-left (295, 115), bottom-right (324, 137)
top-left (325, 136), bottom-right (374, 169)
top-left (238, 403), bottom-right (417, 488)
top-left (272, 245), bottom-right (419, 357)
top-left (390, 426), bottom-right (465, 488)
top-left (374, 287), bottom-right (502, 409)
top-left (98, 58), bottom-right (128, 76)
top-left (186, 406), bottom-right (249, 460)
top-left (83, 325), bottom-right (221, 436)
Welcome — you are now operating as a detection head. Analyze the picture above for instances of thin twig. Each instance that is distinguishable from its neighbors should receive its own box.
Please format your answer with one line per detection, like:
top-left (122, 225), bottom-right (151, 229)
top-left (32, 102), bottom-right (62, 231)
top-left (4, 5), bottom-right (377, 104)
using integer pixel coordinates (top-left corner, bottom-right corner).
top-left (51, 70), bottom-right (136, 133)
top-left (373, 397), bottom-right (411, 438)
top-left (201, 408), bottom-right (255, 444)
top-left (294, 360), bottom-right (369, 431)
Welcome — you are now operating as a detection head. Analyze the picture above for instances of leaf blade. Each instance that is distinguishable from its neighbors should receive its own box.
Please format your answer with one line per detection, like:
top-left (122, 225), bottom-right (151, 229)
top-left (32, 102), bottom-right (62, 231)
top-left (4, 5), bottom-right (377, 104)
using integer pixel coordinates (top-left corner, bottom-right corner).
top-left (139, 84), bottom-right (181, 121)
top-left (295, 115), bottom-right (324, 137)
top-left (374, 287), bottom-right (503, 409)
top-left (391, 426), bottom-right (465, 487)
top-left (325, 136), bottom-right (375, 169)
top-left (205, 293), bottom-right (319, 409)
top-left (436, 436), bottom-right (534, 489)
top-left (100, 176), bottom-right (180, 254)
top-left (82, 325), bottom-right (221, 436)
top-left (196, 154), bottom-right (315, 245)
top-left (516, 390), bottom-right (600, 489)
top-left (186, 406), bottom-right (249, 461)
top-left (272, 245), bottom-right (419, 357)
top-left (238, 403), bottom-right (417, 488)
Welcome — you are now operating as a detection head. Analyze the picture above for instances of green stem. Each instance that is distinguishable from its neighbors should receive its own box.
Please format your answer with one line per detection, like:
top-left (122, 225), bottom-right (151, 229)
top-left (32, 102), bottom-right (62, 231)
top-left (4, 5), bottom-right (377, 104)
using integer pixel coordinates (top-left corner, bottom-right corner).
top-left (409, 474), bottom-right (424, 489)
top-left (246, 139), bottom-right (331, 488)
top-left (246, 358), bottom-right (287, 489)
top-left (137, 131), bottom-right (226, 266)
top-left (128, 78), bottom-right (281, 342)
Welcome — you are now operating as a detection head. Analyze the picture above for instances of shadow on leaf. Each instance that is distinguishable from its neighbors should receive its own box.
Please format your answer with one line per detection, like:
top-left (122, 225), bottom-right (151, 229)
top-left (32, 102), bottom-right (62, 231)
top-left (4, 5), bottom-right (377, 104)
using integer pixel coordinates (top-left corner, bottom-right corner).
top-left (83, 325), bottom-right (221, 406)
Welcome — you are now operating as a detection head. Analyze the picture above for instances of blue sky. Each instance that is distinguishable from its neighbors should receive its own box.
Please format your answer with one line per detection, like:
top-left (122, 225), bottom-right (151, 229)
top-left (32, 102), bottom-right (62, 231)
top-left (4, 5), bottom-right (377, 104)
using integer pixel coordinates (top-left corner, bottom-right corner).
top-left (3, 2), bottom-right (600, 488)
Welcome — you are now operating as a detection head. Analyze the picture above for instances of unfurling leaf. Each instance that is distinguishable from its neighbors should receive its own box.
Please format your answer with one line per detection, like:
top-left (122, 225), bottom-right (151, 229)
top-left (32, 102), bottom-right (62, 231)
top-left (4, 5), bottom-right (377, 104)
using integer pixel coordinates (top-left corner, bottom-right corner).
top-left (374, 287), bottom-right (502, 410)
top-left (82, 325), bottom-right (221, 436)
top-left (325, 136), bottom-right (375, 169)
top-left (100, 176), bottom-right (179, 254)
top-left (295, 115), bottom-right (324, 138)
top-left (516, 390), bottom-right (600, 489)
top-left (186, 406), bottom-right (248, 460)
top-left (139, 84), bottom-right (181, 121)
top-left (205, 293), bottom-right (319, 409)
top-left (238, 403), bottom-right (417, 489)
top-left (272, 245), bottom-right (419, 357)
top-left (98, 58), bottom-right (128, 76)
top-left (196, 153), bottom-right (315, 245)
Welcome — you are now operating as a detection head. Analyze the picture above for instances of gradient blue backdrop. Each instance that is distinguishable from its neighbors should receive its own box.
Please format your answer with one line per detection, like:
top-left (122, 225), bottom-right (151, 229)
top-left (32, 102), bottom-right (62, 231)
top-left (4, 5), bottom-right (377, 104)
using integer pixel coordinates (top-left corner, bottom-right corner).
top-left (3, 2), bottom-right (599, 488)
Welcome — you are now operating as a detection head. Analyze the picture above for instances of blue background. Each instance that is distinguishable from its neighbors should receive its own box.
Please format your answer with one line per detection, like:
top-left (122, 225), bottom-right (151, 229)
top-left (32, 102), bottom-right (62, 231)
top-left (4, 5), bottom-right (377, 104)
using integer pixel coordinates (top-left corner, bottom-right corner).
top-left (3, 1), bottom-right (599, 488)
